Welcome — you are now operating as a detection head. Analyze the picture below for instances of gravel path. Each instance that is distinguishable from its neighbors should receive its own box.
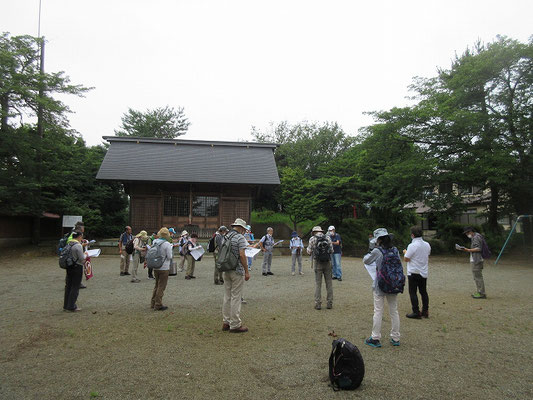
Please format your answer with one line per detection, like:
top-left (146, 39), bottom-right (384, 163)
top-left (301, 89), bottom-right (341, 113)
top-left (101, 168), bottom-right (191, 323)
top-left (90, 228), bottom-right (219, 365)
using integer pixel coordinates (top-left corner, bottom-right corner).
top-left (1, 253), bottom-right (532, 399)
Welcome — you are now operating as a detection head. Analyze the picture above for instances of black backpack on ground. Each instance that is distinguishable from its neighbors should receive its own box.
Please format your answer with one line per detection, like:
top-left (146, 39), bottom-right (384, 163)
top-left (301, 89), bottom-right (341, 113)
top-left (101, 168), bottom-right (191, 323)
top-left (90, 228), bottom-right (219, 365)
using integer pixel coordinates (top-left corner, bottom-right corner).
top-left (314, 236), bottom-right (331, 262)
top-left (329, 338), bottom-right (365, 391)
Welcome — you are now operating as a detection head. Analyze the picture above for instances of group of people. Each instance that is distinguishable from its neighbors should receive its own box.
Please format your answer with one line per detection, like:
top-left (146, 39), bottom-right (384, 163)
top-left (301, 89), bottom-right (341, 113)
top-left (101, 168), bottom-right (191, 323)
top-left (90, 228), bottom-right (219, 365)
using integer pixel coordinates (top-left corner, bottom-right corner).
top-left (63, 219), bottom-right (488, 343)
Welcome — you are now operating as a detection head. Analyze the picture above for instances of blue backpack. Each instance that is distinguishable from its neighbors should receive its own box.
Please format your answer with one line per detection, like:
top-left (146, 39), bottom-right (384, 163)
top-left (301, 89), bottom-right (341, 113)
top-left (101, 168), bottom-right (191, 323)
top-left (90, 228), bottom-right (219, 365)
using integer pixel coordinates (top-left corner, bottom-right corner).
top-left (377, 247), bottom-right (405, 294)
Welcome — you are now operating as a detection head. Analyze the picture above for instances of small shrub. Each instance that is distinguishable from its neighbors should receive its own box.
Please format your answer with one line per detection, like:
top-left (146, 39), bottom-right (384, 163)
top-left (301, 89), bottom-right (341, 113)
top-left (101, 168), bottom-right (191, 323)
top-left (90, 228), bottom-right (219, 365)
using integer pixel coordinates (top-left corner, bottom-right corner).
top-left (427, 239), bottom-right (446, 255)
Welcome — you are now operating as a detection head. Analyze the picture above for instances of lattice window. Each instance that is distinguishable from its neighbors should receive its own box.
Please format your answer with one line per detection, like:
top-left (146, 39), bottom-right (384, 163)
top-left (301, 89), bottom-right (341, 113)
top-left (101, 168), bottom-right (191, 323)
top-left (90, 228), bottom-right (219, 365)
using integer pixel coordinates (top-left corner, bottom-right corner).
top-left (163, 196), bottom-right (177, 216)
top-left (177, 197), bottom-right (190, 216)
top-left (192, 196), bottom-right (219, 217)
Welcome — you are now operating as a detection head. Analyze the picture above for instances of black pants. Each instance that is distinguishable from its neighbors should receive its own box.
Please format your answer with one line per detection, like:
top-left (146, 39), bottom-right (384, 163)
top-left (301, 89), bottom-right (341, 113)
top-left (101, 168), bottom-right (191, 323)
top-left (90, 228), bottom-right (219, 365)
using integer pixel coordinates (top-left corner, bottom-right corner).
top-left (64, 264), bottom-right (83, 310)
top-left (408, 273), bottom-right (429, 313)
top-left (148, 267), bottom-right (154, 278)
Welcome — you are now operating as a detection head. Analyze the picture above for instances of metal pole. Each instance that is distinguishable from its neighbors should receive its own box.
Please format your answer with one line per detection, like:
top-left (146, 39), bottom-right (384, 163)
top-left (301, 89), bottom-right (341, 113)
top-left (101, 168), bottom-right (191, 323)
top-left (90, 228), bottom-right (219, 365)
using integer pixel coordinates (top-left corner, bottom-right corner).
top-left (494, 215), bottom-right (530, 265)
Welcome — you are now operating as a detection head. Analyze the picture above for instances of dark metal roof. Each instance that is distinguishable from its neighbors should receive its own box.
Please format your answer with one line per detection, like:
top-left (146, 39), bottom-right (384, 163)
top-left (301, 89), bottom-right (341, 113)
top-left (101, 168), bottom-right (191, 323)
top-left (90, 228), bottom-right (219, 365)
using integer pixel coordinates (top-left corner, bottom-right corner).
top-left (96, 136), bottom-right (280, 185)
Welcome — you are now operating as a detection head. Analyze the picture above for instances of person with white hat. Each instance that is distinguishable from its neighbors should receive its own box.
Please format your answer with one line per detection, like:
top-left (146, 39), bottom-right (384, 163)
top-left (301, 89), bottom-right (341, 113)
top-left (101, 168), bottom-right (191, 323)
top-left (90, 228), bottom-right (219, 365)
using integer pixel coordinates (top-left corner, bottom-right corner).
top-left (363, 228), bottom-right (402, 347)
top-left (259, 227), bottom-right (275, 276)
top-left (328, 225), bottom-right (343, 281)
top-left (177, 230), bottom-right (189, 272)
top-left (306, 226), bottom-right (334, 310)
top-left (221, 218), bottom-right (251, 333)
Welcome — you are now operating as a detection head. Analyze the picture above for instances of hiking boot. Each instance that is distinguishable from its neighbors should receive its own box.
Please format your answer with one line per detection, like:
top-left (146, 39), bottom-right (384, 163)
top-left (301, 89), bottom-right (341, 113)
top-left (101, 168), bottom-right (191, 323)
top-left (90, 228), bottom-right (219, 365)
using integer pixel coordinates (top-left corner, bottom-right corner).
top-left (327, 304), bottom-right (332, 309)
top-left (421, 310), bottom-right (429, 318)
top-left (220, 279), bottom-right (224, 284)
top-left (262, 273), bottom-right (267, 276)
top-left (214, 280), bottom-right (219, 285)
top-left (155, 306), bottom-right (168, 311)
top-left (406, 312), bottom-right (422, 319)
top-left (390, 338), bottom-right (400, 346)
top-left (229, 326), bottom-right (248, 333)
top-left (267, 272), bottom-right (274, 275)
top-left (185, 275), bottom-right (191, 280)
top-left (120, 272), bottom-right (125, 276)
top-left (222, 323), bottom-right (230, 331)
top-left (337, 277), bottom-right (342, 281)
top-left (472, 292), bottom-right (487, 299)
top-left (315, 304), bottom-right (321, 310)
top-left (332, 276), bottom-right (338, 280)
top-left (365, 337), bottom-right (381, 348)
top-left (124, 272), bottom-right (131, 275)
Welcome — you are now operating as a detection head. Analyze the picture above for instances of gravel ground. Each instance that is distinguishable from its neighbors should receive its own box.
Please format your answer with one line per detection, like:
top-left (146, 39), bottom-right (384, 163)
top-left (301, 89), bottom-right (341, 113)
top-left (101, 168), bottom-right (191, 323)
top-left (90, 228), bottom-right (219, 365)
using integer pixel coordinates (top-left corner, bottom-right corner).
top-left (1, 252), bottom-right (532, 400)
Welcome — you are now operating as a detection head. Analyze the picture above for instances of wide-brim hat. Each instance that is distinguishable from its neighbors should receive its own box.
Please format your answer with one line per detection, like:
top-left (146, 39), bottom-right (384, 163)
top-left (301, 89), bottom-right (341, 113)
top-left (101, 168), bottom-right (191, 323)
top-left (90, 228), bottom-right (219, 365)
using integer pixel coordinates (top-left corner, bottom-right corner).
top-left (312, 226), bottom-right (324, 233)
top-left (463, 226), bottom-right (475, 234)
top-left (136, 230), bottom-right (149, 240)
top-left (231, 218), bottom-right (248, 229)
top-left (370, 228), bottom-right (390, 244)
top-left (181, 230), bottom-right (189, 236)
top-left (291, 231), bottom-right (298, 237)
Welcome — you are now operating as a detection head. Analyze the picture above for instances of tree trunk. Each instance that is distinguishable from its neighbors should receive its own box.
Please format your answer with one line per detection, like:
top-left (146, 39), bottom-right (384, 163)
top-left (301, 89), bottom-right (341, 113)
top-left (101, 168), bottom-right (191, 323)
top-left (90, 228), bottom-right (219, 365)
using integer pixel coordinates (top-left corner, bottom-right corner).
top-left (0, 94), bottom-right (9, 133)
top-left (487, 185), bottom-right (500, 232)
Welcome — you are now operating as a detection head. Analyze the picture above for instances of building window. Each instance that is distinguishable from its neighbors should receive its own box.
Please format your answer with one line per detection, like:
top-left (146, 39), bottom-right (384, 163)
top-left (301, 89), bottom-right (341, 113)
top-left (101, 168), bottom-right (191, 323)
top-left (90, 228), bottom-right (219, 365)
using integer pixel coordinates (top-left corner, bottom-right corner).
top-left (177, 197), bottom-right (190, 217)
top-left (192, 196), bottom-right (219, 217)
top-left (163, 196), bottom-right (177, 216)
top-left (164, 196), bottom-right (190, 217)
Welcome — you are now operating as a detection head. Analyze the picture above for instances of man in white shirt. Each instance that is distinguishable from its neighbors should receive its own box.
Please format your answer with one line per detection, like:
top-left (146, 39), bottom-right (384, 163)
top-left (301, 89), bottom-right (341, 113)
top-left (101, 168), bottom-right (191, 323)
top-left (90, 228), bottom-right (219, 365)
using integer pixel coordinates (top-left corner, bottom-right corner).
top-left (403, 226), bottom-right (431, 319)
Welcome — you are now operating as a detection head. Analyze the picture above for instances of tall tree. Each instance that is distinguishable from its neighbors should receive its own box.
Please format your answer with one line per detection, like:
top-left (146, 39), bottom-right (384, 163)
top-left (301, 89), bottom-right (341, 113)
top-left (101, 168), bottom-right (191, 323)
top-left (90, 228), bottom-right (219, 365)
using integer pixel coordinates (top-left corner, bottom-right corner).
top-left (0, 32), bottom-right (91, 132)
top-left (115, 106), bottom-right (190, 139)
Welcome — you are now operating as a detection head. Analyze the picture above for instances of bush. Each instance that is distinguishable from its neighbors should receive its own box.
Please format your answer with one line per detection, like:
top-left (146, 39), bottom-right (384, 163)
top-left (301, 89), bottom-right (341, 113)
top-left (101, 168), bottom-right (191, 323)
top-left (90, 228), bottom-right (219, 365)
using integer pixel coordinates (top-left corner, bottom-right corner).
top-left (336, 218), bottom-right (376, 256)
top-left (427, 239), bottom-right (447, 255)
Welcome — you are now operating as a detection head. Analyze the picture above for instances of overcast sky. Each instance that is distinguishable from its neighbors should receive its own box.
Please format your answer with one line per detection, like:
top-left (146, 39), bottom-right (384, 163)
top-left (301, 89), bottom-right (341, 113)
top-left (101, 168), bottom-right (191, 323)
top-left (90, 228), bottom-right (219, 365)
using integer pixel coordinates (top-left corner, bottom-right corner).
top-left (2, 0), bottom-right (532, 146)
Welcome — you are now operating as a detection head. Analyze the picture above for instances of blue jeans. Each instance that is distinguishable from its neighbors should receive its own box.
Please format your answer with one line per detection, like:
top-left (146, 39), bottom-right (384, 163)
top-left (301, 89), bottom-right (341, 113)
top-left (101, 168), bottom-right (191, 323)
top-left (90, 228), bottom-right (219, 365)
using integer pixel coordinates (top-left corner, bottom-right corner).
top-left (331, 253), bottom-right (342, 278)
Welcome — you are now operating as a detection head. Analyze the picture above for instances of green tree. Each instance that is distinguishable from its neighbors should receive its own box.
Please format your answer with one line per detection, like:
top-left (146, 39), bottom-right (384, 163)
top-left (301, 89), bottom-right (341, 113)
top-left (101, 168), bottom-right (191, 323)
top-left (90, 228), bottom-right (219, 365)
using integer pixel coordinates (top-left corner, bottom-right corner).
top-left (0, 32), bottom-right (91, 132)
top-left (278, 167), bottom-right (322, 231)
top-left (115, 106), bottom-right (190, 139)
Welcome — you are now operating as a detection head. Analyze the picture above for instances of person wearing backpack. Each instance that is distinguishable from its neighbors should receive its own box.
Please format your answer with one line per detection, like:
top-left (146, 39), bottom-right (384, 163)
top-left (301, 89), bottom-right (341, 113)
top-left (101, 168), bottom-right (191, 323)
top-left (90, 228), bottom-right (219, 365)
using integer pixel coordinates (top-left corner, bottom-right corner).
top-left (118, 226), bottom-right (133, 276)
top-left (403, 226), bottom-right (431, 319)
top-left (150, 227), bottom-right (174, 311)
top-left (363, 228), bottom-right (403, 347)
top-left (306, 226), bottom-right (334, 310)
top-left (63, 231), bottom-right (87, 312)
top-left (260, 227), bottom-right (275, 276)
top-left (461, 227), bottom-right (487, 299)
top-left (221, 218), bottom-right (251, 333)
top-left (131, 230), bottom-right (149, 283)
top-left (66, 221), bottom-right (89, 289)
top-left (213, 226), bottom-right (228, 285)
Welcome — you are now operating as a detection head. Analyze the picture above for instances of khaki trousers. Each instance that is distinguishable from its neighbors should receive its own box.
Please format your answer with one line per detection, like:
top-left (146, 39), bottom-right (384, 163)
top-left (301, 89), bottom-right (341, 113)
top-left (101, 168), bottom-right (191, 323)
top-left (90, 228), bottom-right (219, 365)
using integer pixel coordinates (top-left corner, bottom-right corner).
top-left (371, 290), bottom-right (400, 341)
top-left (222, 270), bottom-right (244, 329)
top-left (151, 270), bottom-right (169, 309)
top-left (314, 260), bottom-right (333, 307)
top-left (178, 255), bottom-right (186, 272)
top-left (131, 251), bottom-right (142, 280)
top-left (214, 253), bottom-right (223, 283)
top-left (472, 262), bottom-right (486, 295)
top-left (119, 249), bottom-right (130, 273)
top-left (185, 254), bottom-right (196, 277)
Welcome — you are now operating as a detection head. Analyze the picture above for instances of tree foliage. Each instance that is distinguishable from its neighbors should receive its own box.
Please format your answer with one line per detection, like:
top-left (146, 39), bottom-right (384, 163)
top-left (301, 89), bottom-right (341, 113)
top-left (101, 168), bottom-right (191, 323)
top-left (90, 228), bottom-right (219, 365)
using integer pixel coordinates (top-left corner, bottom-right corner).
top-left (0, 32), bottom-right (91, 132)
top-left (115, 106), bottom-right (190, 139)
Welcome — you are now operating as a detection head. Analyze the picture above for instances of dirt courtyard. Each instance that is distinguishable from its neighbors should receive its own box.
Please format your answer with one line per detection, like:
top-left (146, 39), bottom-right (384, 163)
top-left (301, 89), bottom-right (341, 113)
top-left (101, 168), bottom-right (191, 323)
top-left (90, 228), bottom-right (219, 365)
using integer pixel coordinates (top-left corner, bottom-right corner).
top-left (1, 252), bottom-right (532, 399)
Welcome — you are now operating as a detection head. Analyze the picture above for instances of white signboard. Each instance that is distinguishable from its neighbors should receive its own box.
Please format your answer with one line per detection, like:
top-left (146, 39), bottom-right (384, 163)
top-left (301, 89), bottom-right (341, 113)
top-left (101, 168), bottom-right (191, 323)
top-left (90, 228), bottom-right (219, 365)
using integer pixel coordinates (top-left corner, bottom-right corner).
top-left (63, 215), bottom-right (83, 228)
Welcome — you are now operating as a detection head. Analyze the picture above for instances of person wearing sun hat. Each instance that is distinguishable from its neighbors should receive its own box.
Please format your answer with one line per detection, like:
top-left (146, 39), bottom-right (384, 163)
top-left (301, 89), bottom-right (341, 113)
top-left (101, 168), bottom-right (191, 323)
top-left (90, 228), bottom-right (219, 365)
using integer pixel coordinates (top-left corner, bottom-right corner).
top-left (363, 228), bottom-right (402, 348)
top-left (177, 230), bottom-right (189, 272)
top-left (289, 231), bottom-right (304, 276)
top-left (131, 230), bottom-right (149, 283)
top-left (307, 226), bottom-right (334, 310)
top-left (221, 218), bottom-right (250, 333)
top-left (150, 227), bottom-right (173, 311)
top-left (328, 225), bottom-right (343, 281)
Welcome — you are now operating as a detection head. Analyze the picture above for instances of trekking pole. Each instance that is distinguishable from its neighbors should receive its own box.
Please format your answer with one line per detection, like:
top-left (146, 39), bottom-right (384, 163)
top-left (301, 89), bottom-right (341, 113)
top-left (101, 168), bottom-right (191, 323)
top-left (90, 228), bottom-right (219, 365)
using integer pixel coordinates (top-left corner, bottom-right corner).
top-left (494, 215), bottom-right (530, 265)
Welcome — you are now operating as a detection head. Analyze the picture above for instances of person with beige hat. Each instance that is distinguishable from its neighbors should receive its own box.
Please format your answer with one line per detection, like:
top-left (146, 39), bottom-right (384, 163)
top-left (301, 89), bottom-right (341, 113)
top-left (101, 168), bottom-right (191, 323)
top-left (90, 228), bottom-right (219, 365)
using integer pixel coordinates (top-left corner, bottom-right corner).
top-left (307, 226), bottom-right (334, 310)
top-left (131, 230), bottom-right (149, 283)
top-left (177, 230), bottom-right (189, 272)
top-left (221, 218), bottom-right (251, 333)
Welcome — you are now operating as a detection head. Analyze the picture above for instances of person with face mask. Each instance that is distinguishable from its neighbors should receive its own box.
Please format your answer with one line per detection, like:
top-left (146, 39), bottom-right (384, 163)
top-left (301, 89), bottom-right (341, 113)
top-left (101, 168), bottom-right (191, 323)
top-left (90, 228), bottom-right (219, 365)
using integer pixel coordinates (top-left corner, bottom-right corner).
top-left (403, 226), bottom-right (431, 318)
top-left (461, 227), bottom-right (487, 299)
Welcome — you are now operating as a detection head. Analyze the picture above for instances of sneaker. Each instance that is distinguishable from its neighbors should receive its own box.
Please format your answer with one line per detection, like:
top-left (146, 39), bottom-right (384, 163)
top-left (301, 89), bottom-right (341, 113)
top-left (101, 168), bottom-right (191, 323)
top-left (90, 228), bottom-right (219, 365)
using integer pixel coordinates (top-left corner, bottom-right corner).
top-left (314, 304), bottom-right (321, 310)
top-left (241, 297), bottom-right (247, 304)
top-left (155, 306), bottom-right (168, 311)
top-left (472, 292), bottom-right (487, 299)
top-left (124, 272), bottom-right (131, 276)
top-left (332, 276), bottom-right (338, 280)
top-left (267, 272), bottom-right (274, 275)
top-left (79, 284), bottom-right (87, 289)
top-left (185, 276), bottom-right (191, 280)
top-left (337, 277), bottom-right (342, 282)
top-left (326, 304), bottom-right (332, 309)
top-left (365, 337), bottom-right (381, 348)
top-left (421, 310), bottom-right (429, 318)
top-left (262, 273), bottom-right (267, 276)
top-left (406, 312), bottom-right (422, 319)
top-left (148, 276), bottom-right (154, 279)
top-left (120, 272), bottom-right (125, 276)
top-left (291, 272), bottom-right (295, 276)
top-left (390, 338), bottom-right (400, 346)
top-left (220, 279), bottom-right (224, 284)
top-left (229, 326), bottom-right (248, 333)
top-left (299, 271), bottom-right (304, 275)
